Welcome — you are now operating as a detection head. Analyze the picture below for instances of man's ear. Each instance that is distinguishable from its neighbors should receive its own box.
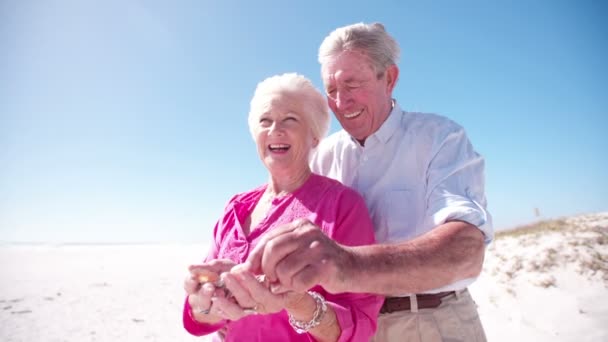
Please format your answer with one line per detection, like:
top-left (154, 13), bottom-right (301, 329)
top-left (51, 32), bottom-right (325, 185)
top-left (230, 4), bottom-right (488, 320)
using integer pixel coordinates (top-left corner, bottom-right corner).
top-left (385, 64), bottom-right (399, 93)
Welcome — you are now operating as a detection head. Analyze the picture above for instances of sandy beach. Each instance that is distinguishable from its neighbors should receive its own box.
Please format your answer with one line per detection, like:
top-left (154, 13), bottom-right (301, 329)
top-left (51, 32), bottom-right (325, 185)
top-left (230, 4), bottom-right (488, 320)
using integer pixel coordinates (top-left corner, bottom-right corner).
top-left (0, 244), bottom-right (211, 342)
top-left (1, 212), bottom-right (606, 341)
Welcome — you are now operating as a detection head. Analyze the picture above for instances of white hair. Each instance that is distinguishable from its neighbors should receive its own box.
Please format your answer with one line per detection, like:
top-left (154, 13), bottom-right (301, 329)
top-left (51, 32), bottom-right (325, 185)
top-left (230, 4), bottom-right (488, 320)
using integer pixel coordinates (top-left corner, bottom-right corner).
top-left (318, 22), bottom-right (400, 75)
top-left (248, 73), bottom-right (330, 143)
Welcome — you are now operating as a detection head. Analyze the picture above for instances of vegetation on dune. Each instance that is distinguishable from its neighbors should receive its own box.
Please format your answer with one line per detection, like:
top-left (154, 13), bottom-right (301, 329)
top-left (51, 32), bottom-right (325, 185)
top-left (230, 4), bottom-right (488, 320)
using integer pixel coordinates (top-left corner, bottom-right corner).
top-left (495, 219), bottom-right (570, 238)
top-left (486, 213), bottom-right (608, 289)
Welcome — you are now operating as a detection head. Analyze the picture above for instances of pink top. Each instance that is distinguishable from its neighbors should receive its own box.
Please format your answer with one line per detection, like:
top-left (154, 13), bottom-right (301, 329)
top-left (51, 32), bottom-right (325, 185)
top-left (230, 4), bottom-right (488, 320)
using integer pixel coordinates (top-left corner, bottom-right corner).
top-left (183, 174), bottom-right (382, 341)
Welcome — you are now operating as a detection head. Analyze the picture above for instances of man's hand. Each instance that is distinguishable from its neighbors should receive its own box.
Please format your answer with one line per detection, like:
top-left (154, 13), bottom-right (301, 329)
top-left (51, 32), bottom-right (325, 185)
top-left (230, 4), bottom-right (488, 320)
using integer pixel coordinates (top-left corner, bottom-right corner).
top-left (214, 265), bottom-right (308, 319)
top-left (245, 219), bottom-right (354, 294)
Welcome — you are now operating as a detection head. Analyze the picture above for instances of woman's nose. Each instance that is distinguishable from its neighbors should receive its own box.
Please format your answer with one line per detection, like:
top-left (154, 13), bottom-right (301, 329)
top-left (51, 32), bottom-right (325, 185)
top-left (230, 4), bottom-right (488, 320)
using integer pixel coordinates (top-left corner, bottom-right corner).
top-left (268, 122), bottom-right (284, 135)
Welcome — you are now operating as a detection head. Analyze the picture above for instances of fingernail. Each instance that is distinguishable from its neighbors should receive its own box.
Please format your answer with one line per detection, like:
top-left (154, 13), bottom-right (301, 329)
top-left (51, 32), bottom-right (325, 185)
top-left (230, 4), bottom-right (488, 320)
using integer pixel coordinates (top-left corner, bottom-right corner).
top-left (270, 283), bottom-right (284, 294)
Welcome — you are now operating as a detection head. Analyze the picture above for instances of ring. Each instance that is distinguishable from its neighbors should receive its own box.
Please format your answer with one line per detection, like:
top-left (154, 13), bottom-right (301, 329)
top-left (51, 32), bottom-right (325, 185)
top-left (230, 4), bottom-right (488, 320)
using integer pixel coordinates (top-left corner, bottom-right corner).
top-left (197, 308), bottom-right (211, 315)
top-left (243, 305), bottom-right (259, 315)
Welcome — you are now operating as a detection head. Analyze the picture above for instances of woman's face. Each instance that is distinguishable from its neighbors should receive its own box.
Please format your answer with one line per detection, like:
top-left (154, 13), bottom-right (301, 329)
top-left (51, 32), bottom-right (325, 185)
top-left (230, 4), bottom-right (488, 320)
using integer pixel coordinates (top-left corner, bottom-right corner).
top-left (252, 91), bottom-right (317, 176)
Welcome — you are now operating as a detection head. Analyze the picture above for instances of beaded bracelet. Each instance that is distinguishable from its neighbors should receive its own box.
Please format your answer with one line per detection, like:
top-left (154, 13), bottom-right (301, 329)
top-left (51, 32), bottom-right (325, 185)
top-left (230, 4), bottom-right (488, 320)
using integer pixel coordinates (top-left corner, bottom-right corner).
top-left (288, 291), bottom-right (328, 334)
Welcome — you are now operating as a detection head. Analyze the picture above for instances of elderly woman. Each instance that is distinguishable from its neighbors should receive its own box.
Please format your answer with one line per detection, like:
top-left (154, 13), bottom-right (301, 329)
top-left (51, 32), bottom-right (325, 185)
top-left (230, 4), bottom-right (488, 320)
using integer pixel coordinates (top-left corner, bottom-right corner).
top-left (182, 73), bottom-right (382, 341)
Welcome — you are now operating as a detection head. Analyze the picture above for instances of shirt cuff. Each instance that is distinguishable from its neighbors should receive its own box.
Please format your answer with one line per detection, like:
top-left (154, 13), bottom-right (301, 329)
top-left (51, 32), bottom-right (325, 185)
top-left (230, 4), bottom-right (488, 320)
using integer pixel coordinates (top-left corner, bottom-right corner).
top-left (430, 199), bottom-right (494, 245)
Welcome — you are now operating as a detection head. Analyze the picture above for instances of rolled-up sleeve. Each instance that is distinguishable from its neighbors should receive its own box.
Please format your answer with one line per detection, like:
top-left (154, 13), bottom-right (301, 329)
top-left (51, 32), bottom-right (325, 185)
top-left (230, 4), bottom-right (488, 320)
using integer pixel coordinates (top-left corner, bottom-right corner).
top-left (425, 123), bottom-right (494, 245)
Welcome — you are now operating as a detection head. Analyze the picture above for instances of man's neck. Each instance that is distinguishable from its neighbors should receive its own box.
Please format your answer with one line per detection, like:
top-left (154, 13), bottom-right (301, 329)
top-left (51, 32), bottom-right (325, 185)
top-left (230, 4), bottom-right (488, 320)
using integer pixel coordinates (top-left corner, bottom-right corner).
top-left (355, 98), bottom-right (395, 147)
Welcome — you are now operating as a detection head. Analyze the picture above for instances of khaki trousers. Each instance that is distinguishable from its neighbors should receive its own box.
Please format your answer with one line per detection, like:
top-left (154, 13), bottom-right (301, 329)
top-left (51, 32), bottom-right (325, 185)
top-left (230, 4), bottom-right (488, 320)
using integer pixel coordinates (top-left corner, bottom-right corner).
top-left (371, 289), bottom-right (487, 342)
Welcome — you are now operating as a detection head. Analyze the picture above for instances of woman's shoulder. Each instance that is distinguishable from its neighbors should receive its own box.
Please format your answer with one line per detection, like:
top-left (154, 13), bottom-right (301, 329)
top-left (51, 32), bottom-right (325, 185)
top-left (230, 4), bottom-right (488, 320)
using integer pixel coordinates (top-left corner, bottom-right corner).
top-left (224, 184), bottom-right (266, 207)
top-left (309, 174), bottom-right (363, 202)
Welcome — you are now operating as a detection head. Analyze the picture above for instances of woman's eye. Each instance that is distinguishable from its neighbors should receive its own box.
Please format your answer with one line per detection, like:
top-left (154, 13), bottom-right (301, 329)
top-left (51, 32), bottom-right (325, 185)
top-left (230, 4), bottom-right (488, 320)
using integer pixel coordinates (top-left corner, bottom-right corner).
top-left (259, 118), bottom-right (271, 126)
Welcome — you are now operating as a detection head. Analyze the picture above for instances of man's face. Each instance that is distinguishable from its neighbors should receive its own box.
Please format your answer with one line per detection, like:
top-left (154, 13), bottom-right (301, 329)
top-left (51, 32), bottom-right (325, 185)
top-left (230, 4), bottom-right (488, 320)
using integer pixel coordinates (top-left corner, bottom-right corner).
top-left (321, 50), bottom-right (396, 143)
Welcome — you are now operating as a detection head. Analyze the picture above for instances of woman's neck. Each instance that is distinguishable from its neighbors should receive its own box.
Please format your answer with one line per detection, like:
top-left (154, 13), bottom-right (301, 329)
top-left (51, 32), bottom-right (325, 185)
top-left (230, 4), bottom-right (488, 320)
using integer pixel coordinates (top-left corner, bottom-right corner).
top-left (266, 167), bottom-right (312, 197)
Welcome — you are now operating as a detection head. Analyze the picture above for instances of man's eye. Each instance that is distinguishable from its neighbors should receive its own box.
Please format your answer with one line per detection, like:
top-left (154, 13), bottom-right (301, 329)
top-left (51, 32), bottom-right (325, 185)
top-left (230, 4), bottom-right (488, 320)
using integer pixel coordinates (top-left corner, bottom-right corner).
top-left (259, 118), bottom-right (271, 126)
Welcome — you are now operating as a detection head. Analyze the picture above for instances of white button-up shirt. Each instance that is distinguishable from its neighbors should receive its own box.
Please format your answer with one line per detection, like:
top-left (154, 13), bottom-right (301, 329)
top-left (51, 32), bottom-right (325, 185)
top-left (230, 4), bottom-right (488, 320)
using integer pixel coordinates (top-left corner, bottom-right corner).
top-left (311, 101), bottom-right (493, 292)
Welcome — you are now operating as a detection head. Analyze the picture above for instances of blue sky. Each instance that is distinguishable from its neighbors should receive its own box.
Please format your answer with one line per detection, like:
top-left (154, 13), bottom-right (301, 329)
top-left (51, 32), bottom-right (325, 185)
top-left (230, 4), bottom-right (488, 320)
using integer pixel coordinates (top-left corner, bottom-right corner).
top-left (1, 0), bottom-right (606, 243)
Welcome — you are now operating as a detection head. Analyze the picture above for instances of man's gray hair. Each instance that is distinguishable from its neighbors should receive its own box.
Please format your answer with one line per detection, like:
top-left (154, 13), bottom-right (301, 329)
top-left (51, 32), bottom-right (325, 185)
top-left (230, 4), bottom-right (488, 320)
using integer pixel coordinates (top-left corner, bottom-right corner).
top-left (248, 73), bottom-right (330, 143)
top-left (318, 22), bottom-right (400, 76)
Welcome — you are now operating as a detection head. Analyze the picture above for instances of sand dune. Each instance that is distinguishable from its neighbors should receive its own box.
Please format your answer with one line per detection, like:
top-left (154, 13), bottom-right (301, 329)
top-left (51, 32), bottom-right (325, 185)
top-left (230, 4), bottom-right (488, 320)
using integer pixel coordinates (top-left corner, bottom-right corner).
top-left (1, 212), bottom-right (606, 341)
top-left (471, 212), bottom-right (608, 341)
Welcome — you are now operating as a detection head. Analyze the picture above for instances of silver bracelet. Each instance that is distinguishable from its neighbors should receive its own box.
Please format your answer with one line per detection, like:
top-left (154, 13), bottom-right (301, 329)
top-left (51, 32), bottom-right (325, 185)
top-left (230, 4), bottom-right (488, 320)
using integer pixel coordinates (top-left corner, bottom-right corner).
top-left (288, 291), bottom-right (328, 334)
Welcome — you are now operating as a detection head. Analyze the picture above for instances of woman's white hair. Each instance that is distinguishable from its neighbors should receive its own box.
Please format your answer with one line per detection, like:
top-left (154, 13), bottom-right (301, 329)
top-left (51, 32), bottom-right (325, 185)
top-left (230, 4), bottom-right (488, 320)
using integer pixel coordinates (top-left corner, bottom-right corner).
top-left (248, 73), bottom-right (330, 144)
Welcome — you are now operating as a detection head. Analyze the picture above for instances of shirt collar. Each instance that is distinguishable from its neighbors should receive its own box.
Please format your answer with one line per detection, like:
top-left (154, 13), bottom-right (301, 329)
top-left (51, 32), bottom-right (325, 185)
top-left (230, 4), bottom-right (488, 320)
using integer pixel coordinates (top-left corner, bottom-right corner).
top-left (375, 99), bottom-right (403, 144)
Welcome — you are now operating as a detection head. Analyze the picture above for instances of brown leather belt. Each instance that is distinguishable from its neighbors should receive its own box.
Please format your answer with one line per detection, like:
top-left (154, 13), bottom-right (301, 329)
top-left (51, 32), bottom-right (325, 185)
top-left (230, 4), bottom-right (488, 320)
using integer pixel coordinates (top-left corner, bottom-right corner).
top-left (380, 291), bottom-right (456, 314)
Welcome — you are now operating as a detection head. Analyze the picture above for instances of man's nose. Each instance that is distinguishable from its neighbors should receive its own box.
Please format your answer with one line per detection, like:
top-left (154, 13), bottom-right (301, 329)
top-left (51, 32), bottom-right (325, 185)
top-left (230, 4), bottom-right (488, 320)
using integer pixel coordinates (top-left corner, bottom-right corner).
top-left (334, 89), bottom-right (352, 109)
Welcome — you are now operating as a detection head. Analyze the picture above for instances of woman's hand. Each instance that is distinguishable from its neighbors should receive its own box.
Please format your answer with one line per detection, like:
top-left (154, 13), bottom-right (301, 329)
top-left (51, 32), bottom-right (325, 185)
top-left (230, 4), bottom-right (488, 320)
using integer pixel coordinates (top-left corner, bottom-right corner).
top-left (210, 264), bottom-right (309, 321)
top-left (185, 260), bottom-right (309, 323)
top-left (184, 259), bottom-right (236, 323)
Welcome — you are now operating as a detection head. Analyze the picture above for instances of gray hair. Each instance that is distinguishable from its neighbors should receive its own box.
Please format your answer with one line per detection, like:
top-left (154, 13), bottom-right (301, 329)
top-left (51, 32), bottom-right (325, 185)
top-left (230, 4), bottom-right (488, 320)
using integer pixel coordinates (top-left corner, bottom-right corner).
top-left (318, 22), bottom-right (400, 76)
top-left (248, 73), bottom-right (330, 143)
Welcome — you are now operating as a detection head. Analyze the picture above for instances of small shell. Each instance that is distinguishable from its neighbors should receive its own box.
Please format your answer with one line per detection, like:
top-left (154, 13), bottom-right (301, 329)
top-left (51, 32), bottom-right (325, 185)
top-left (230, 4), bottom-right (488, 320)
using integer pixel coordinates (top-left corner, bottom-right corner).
top-left (196, 270), bottom-right (220, 283)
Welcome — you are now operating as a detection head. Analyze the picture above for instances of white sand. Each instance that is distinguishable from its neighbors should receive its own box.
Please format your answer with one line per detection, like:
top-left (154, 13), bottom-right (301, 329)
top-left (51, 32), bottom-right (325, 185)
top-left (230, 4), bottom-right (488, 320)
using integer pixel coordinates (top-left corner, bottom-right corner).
top-left (1, 212), bottom-right (606, 341)
top-left (470, 212), bottom-right (608, 341)
top-left (0, 244), bottom-right (211, 342)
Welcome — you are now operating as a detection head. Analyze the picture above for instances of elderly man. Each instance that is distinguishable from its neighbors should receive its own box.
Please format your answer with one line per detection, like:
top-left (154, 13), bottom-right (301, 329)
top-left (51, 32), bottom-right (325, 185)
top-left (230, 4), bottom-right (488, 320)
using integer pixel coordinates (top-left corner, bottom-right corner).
top-left (246, 22), bottom-right (493, 342)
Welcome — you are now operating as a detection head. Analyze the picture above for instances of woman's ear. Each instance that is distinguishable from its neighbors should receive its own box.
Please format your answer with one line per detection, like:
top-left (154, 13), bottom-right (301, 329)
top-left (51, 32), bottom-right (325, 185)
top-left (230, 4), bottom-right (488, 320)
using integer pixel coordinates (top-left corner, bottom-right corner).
top-left (312, 136), bottom-right (319, 148)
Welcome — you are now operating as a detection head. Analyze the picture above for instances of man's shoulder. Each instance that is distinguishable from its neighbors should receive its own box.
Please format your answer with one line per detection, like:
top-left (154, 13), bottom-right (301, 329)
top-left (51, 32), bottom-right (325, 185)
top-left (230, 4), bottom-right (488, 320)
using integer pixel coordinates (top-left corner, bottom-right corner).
top-left (403, 111), bottom-right (462, 132)
top-left (318, 129), bottom-right (350, 149)
top-left (311, 130), bottom-right (351, 167)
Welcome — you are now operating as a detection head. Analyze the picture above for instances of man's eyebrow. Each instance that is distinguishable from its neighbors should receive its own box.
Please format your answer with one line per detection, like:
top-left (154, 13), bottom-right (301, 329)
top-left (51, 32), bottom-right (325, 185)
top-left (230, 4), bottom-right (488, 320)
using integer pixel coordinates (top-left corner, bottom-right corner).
top-left (342, 75), bottom-right (367, 84)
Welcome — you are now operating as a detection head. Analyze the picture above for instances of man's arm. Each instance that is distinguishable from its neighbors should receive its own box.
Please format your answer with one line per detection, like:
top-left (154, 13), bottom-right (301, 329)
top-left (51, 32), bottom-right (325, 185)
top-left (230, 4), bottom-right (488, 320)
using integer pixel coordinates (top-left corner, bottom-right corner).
top-left (245, 219), bottom-right (485, 295)
top-left (340, 220), bottom-right (485, 295)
